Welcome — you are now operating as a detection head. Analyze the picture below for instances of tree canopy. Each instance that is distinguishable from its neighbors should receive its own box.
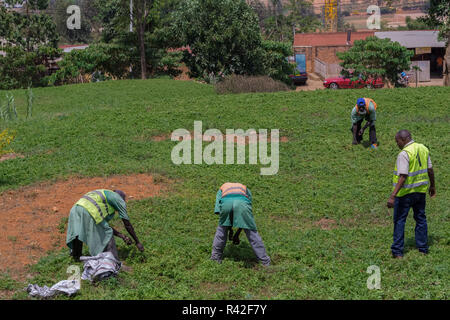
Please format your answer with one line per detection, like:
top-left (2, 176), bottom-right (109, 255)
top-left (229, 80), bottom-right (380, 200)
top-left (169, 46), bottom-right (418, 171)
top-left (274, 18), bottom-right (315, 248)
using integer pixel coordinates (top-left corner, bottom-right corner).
top-left (337, 36), bottom-right (413, 87)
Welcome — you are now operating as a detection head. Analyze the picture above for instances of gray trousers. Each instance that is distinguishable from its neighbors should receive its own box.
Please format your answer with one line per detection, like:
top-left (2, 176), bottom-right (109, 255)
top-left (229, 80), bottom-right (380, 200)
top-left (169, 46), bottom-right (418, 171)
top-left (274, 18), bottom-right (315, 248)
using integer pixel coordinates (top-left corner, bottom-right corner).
top-left (104, 236), bottom-right (120, 261)
top-left (210, 225), bottom-right (271, 266)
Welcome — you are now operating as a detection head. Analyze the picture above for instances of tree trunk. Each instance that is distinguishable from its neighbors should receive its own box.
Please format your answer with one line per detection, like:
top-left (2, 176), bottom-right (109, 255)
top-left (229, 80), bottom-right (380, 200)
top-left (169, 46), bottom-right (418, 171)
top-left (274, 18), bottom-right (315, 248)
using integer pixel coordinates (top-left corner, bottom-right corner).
top-left (135, 0), bottom-right (148, 80)
top-left (138, 21), bottom-right (147, 80)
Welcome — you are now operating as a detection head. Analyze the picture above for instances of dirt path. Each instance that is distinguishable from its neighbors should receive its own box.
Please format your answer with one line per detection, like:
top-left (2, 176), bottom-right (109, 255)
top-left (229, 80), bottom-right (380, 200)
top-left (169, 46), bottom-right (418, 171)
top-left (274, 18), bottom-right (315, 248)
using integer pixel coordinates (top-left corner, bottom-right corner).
top-left (0, 174), bottom-right (170, 279)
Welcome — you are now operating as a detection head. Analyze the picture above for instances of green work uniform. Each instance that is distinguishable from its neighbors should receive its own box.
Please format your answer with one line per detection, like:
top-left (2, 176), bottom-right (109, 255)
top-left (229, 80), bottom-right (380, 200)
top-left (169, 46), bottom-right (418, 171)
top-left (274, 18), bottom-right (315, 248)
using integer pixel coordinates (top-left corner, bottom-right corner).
top-left (214, 188), bottom-right (257, 231)
top-left (66, 190), bottom-right (129, 256)
top-left (351, 101), bottom-right (376, 124)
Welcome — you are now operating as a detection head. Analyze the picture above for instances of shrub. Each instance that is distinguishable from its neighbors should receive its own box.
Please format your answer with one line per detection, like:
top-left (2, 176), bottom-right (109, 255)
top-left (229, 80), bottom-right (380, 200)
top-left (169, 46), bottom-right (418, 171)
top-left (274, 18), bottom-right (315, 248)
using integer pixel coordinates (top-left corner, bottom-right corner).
top-left (214, 75), bottom-right (291, 94)
top-left (0, 45), bottom-right (61, 89)
top-left (0, 129), bottom-right (15, 156)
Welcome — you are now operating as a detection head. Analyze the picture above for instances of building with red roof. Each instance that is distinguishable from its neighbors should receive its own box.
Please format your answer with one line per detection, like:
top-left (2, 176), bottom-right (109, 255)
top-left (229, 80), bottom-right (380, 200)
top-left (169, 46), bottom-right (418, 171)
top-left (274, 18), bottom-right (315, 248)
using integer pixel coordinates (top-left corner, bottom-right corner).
top-left (292, 31), bottom-right (374, 76)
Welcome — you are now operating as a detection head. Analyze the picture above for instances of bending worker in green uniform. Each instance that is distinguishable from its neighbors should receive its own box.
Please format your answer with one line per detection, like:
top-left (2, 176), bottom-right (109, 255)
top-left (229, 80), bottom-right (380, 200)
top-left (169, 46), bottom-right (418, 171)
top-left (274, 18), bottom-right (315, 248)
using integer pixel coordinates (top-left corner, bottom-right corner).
top-left (210, 183), bottom-right (271, 266)
top-left (351, 97), bottom-right (378, 148)
top-left (66, 189), bottom-right (144, 261)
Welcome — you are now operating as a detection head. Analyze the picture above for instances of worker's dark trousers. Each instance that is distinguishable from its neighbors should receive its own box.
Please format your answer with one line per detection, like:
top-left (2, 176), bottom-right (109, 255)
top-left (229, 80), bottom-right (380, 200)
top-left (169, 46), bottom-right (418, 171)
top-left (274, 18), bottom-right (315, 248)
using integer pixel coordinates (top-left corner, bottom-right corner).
top-left (70, 236), bottom-right (120, 261)
top-left (211, 225), bottom-right (271, 266)
top-left (352, 120), bottom-right (377, 144)
top-left (391, 193), bottom-right (428, 256)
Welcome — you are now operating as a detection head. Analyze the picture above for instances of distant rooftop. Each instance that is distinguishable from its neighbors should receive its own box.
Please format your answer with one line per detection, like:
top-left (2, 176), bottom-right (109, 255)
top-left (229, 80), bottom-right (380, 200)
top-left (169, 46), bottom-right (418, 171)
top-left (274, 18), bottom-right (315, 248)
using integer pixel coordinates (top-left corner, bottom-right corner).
top-left (293, 31), bottom-right (375, 47)
top-left (374, 30), bottom-right (446, 48)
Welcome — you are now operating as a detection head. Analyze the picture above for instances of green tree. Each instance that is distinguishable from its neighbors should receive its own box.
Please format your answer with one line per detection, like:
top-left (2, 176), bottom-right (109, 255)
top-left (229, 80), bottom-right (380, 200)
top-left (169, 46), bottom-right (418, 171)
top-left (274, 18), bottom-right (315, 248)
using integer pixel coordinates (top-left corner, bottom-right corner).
top-left (171, 0), bottom-right (294, 84)
top-left (0, 1), bottom-right (61, 89)
top-left (286, 0), bottom-right (321, 35)
top-left (337, 36), bottom-right (413, 87)
top-left (419, 0), bottom-right (450, 86)
top-left (94, 0), bottom-right (181, 79)
top-left (171, 0), bottom-right (265, 80)
top-left (48, 0), bottom-right (94, 44)
top-left (1, 1), bottom-right (59, 51)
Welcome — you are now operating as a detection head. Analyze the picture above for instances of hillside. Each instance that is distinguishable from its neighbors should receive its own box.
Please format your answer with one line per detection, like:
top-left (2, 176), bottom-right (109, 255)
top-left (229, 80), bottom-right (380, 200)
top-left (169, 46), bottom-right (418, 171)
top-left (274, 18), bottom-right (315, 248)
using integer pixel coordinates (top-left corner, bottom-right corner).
top-left (0, 79), bottom-right (448, 299)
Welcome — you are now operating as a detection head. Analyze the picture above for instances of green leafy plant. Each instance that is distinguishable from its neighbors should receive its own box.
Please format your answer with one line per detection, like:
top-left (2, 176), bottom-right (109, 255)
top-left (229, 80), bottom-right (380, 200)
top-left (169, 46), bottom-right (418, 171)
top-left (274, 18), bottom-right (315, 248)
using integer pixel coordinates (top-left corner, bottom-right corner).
top-left (26, 87), bottom-right (34, 119)
top-left (337, 36), bottom-right (414, 88)
top-left (0, 128), bottom-right (15, 156)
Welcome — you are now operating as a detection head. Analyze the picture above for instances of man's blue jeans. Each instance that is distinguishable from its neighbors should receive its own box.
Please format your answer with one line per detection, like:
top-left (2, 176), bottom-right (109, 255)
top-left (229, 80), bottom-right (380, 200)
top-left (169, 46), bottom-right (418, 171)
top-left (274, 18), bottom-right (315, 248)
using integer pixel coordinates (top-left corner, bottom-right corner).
top-left (391, 192), bottom-right (428, 256)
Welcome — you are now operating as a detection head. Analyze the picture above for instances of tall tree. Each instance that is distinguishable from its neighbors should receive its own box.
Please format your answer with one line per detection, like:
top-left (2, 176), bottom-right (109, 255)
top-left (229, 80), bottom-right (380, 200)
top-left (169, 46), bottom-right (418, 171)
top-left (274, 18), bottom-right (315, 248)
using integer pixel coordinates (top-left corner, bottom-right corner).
top-left (94, 0), bottom-right (181, 79)
top-left (0, 1), bottom-right (61, 88)
top-left (133, 0), bottom-right (151, 79)
top-left (286, 0), bottom-right (321, 35)
top-left (420, 0), bottom-right (450, 86)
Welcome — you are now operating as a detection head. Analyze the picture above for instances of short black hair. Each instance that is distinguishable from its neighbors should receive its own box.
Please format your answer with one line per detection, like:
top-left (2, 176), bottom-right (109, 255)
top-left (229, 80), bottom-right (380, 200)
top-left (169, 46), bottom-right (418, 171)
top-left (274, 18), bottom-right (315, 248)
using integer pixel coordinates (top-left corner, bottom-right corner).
top-left (396, 129), bottom-right (412, 140)
top-left (114, 189), bottom-right (126, 201)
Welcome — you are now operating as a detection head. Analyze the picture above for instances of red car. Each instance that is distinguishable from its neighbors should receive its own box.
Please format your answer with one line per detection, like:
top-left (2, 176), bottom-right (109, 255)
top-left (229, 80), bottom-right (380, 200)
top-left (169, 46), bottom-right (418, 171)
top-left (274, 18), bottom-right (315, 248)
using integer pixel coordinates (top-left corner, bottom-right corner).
top-left (323, 76), bottom-right (384, 89)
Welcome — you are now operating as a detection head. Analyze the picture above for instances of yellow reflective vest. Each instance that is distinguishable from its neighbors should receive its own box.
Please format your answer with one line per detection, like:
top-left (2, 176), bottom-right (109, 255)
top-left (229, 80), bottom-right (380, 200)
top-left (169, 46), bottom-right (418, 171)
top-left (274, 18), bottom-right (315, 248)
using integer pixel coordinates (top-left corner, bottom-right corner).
top-left (393, 142), bottom-right (430, 197)
top-left (75, 189), bottom-right (115, 224)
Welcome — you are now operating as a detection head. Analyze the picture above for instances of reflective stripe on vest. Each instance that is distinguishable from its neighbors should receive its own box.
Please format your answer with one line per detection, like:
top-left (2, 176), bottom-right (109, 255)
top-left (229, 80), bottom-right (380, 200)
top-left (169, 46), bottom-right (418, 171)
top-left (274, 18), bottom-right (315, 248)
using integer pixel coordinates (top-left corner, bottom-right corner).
top-left (393, 142), bottom-right (430, 197)
top-left (220, 183), bottom-right (248, 198)
top-left (75, 189), bottom-right (115, 224)
top-left (355, 98), bottom-right (377, 114)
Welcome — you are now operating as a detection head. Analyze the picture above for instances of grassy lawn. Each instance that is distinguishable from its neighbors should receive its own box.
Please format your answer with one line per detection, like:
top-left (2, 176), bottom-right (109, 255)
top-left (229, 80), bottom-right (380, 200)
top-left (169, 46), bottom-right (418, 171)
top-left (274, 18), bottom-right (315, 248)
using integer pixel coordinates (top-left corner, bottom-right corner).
top-left (0, 79), bottom-right (449, 299)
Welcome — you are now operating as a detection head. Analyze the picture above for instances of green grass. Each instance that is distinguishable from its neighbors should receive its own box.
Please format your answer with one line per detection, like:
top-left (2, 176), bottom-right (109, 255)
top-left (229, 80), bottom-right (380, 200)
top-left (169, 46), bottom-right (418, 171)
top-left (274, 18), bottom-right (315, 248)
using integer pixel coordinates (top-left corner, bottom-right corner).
top-left (1, 79), bottom-right (449, 299)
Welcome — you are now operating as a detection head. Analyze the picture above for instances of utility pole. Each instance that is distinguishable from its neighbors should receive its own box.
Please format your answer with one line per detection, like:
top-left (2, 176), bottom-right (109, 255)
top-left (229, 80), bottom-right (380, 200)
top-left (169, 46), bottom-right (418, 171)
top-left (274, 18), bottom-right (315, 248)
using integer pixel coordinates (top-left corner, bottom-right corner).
top-left (129, 0), bottom-right (133, 74)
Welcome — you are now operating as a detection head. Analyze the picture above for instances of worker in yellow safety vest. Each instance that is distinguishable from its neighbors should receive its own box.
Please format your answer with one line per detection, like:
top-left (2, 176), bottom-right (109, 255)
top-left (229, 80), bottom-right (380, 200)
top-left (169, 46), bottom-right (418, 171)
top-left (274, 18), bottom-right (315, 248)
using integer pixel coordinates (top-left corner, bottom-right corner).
top-left (66, 189), bottom-right (144, 261)
top-left (387, 130), bottom-right (436, 258)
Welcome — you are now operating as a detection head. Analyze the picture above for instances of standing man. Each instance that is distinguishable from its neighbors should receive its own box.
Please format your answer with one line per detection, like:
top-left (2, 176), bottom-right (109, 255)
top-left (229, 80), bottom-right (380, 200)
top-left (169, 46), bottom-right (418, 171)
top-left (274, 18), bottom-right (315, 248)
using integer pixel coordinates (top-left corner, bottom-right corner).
top-left (387, 130), bottom-right (436, 258)
top-left (210, 182), bottom-right (271, 266)
top-left (66, 189), bottom-right (144, 261)
top-left (351, 97), bottom-right (378, 148)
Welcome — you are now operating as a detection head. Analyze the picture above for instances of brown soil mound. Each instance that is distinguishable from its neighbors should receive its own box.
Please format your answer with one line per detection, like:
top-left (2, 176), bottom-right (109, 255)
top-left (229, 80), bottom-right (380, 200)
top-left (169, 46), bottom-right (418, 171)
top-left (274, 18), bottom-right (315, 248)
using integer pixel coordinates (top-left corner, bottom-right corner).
top-left (0, 174), bottom-right (169, 279)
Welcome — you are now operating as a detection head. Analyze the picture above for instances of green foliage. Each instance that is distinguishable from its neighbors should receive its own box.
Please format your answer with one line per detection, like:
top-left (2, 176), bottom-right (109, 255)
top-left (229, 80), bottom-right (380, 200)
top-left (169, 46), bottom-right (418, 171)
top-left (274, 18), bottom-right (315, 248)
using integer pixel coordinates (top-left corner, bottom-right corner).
top-left (0, 79), bottom-right (448, 300)
top-left (0, 5), bottom-right (61, 89)
top-left (0, 128), bottom-right (15, 156)
top-left (49, 0), bottom-right (94, 44)
top-left (0, 6), bottom-right (59, 50)
top-left (0, 45), bottom-right (61, 89)
top-left (171, 0), bottom-right (293, 83)
top-left (260, 40), bottom-right (295, 84)
top-left (172, 0), bottom-right (264, 80)
top-left (337, 36), bottom-right (414, 86)
top-left (0, 93), bottom-right (17, 121)
top-left (249, 0), bottom-right (321, 42)
top-left (93, 0), bottom-right (183, 79)
top-left (48, 43), bottom-right (132, 85)
top-left (26, 87), bottom-right (34, 119)
top-left (419, 0), bottom-right (450, 39)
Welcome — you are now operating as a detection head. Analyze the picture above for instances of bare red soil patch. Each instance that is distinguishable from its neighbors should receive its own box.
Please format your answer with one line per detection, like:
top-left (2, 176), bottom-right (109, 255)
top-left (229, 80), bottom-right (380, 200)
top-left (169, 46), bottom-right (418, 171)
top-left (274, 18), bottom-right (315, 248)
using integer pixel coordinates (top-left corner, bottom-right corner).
top-left (0, 174), bottom-right (170, 279)
top-left (314, 218), bottom-right (337, 230)
top-left (0, 153), bottom-right (25, 162)
top-left (149, 132), bottom-right (289, 145)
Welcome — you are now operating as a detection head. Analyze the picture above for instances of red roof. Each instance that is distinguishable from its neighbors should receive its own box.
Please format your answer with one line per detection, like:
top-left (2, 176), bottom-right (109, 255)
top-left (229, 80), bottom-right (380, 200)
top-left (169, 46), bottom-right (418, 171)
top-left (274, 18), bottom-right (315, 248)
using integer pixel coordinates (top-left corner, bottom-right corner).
top-left (293, 31), bottom-right (375, 47)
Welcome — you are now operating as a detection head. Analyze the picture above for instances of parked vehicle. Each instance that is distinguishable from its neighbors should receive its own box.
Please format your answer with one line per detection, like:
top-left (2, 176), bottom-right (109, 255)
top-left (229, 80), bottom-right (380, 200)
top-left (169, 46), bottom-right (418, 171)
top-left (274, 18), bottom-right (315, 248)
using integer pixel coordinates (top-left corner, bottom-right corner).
top-left (289, 71), bottom-right (308, 85)
top-left (323, 76), bottom-right (384, 89)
